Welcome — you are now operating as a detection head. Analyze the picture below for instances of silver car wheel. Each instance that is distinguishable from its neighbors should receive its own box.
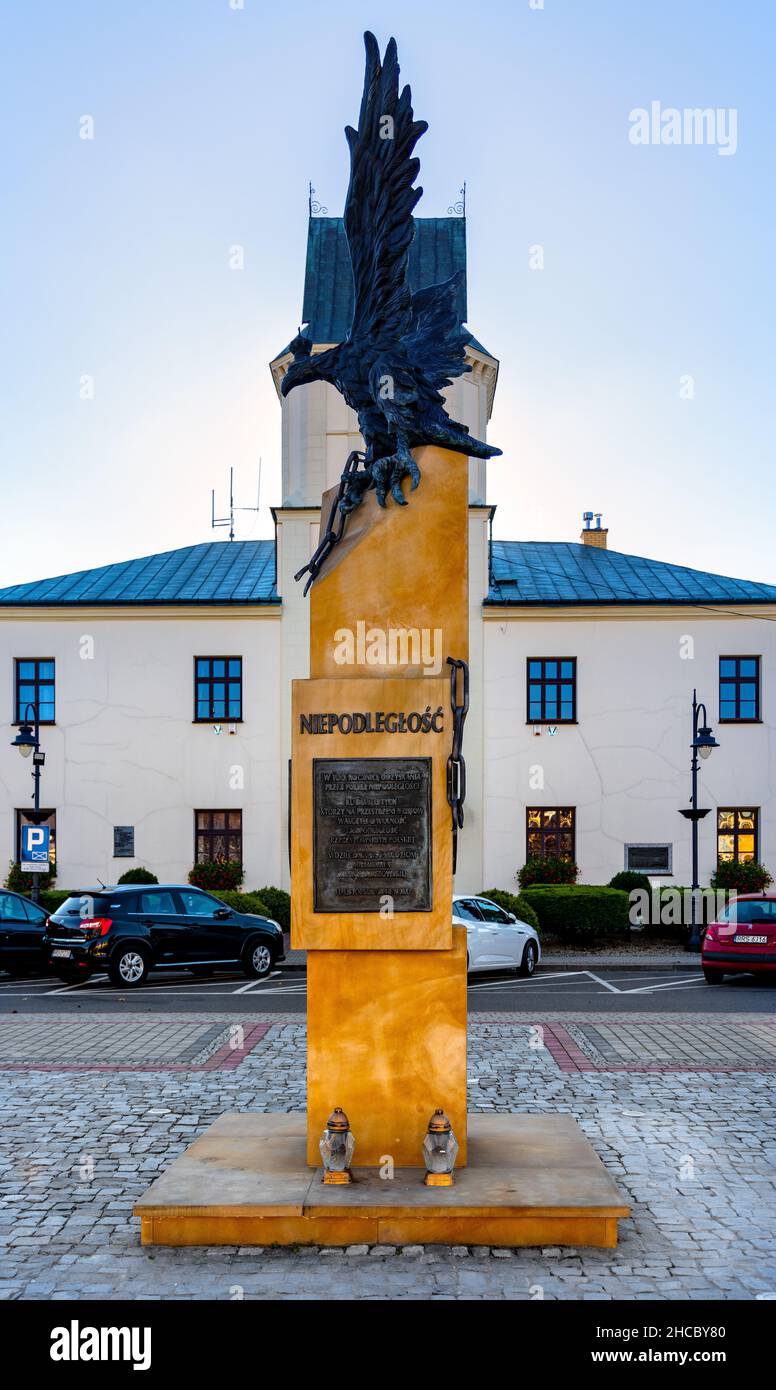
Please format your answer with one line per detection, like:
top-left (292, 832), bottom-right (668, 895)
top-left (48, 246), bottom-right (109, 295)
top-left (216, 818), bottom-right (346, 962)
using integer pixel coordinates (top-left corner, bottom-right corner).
top-left (118, 951), bottom-right (145, 983)
top-left (252, 944), bottom-right (271, 974)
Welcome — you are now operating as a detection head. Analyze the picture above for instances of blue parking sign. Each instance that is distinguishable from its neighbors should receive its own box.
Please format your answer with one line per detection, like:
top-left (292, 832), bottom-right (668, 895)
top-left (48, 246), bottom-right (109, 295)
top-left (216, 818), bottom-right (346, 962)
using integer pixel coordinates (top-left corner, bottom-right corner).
top-left (21, 824), bottom-right (50, 873)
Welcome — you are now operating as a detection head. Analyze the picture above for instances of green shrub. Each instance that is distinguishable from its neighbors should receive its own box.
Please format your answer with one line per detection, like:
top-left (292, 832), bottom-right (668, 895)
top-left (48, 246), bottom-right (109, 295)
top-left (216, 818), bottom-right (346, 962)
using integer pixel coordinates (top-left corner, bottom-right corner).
top-left (519, 884), bottom-right (630, 942)
top-left (480, 888), bottom-right (540, 934)
top-left (609, 870), bottom-right (652, 894)
top-left (517, 855), bottom-right (579, 887)
top-left (213, 890), bottom-right (271, 917)
top-left (188, 858), bottom-right (244, 891)
top-left (5, 859), bottom-right (57, 893)
top-left (710, 860), bottom-right (773, 893)
top-left (117, 867), bottom-right (158, 885)
top-left (254, 886), bottom-right (291, 931)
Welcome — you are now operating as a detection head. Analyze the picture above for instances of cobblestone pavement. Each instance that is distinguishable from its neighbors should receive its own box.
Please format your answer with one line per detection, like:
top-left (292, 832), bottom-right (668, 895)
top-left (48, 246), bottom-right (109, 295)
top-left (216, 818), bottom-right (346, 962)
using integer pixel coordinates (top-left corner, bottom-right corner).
top-left (1, 1012), bottom-right (774, 1300)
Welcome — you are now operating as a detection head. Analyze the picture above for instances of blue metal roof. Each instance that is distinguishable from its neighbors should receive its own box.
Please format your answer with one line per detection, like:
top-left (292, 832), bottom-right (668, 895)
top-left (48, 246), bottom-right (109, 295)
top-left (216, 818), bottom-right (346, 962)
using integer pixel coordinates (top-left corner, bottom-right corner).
top-left (2, 537), bottom-right (773, 610)
top-left (276, 215), bottom-right (492, 357)
top-left (487, 541), bottom-right (776, 605)
top-left (0, 541), bottom-right (279, 606)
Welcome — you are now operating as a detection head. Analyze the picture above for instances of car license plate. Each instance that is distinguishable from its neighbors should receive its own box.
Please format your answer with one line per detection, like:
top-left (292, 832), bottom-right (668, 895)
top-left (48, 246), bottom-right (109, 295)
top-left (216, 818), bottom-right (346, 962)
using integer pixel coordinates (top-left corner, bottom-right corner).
top-left (733, 935), bottom-right (767, 944)
top-left (51, 949), bottom-right (73, 959)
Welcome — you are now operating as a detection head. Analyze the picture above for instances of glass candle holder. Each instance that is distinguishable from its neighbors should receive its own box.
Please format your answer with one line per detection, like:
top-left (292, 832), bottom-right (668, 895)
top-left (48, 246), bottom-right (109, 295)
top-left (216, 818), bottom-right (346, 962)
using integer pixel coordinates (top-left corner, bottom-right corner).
top-left (423, 1108), bottom-right (458, 1187)
top-left (320, 1107), bottom-right (355, 1184)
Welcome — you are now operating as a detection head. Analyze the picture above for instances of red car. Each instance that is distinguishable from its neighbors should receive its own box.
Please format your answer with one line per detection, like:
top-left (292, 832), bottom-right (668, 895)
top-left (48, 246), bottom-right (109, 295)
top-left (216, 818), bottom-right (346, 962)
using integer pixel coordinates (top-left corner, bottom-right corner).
top-left (702, 893), bottom-right (776, 984)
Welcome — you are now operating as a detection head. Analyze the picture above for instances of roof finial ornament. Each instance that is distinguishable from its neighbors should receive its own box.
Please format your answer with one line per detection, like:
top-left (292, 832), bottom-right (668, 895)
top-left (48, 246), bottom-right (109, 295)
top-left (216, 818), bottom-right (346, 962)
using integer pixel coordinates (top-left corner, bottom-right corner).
top-left (448, 182), bottom-right (466, 216)
top-left (309, 182), bottom-right (328, 216)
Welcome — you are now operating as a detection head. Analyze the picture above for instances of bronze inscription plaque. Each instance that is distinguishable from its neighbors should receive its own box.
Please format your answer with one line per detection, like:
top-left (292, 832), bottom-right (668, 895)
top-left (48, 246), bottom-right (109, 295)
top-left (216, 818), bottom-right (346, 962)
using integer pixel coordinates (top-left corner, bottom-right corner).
top-left (313, 757), bottom-right (432, 913)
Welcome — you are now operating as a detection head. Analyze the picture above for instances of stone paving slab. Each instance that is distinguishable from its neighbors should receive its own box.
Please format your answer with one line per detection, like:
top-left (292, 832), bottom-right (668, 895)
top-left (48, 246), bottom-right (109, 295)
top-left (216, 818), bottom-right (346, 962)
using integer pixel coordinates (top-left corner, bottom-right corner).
top-left (0, 1018), bottom-right (270, 1071)
top-left (0, 1010), bottom-right (774, 1299)
top-left (2, 1012), bottom-right (773, 1072)
top-left (551, 1019), bottom-right (776, 1071)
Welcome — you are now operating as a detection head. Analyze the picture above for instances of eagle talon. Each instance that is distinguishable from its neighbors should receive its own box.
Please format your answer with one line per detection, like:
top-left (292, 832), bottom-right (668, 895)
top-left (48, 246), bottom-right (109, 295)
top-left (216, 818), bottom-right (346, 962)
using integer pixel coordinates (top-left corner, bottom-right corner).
top-left (371, 456), bottom-right (391, 507)
top-left (390, 479), bottom-right (408, 506)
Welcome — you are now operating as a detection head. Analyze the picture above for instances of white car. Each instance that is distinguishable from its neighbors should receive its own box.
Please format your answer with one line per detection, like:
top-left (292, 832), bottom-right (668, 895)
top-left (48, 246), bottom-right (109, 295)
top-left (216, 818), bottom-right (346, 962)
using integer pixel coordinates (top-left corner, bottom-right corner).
top-left (454, 894), bottom-right (541, 976)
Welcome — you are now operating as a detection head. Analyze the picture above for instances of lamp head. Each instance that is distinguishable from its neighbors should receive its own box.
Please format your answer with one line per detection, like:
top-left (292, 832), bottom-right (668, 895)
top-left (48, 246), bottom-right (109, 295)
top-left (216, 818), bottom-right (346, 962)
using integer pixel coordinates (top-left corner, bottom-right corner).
top-left (12, 723), bottom-right (36, 758)
top-left (694, 725), bottom-right (719, 760)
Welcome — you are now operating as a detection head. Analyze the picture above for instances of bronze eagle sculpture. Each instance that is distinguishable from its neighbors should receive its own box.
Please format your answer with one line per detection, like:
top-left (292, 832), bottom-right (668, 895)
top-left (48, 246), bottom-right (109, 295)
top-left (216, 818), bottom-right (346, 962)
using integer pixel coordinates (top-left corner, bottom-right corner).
top-left (282, 30), bottom-right (501, 530)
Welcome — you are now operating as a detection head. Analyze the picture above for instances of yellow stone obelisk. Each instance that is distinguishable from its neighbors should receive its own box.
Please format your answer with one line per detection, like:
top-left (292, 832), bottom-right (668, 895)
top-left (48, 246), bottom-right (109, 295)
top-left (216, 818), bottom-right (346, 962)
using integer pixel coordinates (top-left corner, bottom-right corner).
top-left (135, 436), bottom-right (629, 1247)
top-left (291, 445), bottom-right (469, 1166)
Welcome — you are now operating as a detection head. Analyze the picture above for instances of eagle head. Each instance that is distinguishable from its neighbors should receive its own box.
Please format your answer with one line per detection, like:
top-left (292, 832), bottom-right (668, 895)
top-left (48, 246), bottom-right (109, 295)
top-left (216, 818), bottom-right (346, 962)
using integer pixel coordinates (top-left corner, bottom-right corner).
top-left (281, 330), bottom-right (316, 396)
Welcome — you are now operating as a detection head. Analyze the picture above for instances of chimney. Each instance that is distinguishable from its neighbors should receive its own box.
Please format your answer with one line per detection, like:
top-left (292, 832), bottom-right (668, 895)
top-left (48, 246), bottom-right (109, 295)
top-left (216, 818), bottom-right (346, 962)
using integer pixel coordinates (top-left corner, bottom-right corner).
top-left (580, 511), bottom-right (608, 549)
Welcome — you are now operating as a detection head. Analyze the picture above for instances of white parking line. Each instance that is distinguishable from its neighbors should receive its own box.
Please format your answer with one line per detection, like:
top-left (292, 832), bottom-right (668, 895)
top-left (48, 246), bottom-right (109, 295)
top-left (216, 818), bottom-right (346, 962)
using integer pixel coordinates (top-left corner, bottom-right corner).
top-left (467, 969), bottom-right (704, 995)
top-left (28, 973), bottom-right (308, 1000)
top-left (468, 970), bottom-right (590, 990)
top-left (0, 975), bottom-right (52, 986)
top-left (621, 976), bottom-right (707, 996)
top-left (68, 988), bottom-right (306, 998)
top-left (43, 975), bottom-right (109, 995)
top-left (584, 970), bottom-right (624, 994)
top-left (7, 968), bottom-right (714, 1004)
top-left (0, 980), bottom-right (54, 992)
top-left (232, 971), bottom-right (284, 995)
top-left (468, 970), bottom-right (629, 991)
top-left (234, 982), bottom-right (307, 996)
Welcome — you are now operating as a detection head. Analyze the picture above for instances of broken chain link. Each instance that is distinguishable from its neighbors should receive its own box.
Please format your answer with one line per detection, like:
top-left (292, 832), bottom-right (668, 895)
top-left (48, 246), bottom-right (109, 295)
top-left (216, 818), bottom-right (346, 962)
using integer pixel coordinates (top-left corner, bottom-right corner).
top-left (294, 450), bottom-right (371, 595)
top-left (446, 656), bottom-right (469, 874)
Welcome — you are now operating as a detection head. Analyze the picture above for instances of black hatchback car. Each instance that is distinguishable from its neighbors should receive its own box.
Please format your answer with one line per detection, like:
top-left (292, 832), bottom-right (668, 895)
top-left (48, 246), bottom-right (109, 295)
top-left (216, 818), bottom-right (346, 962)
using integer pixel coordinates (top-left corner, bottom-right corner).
top-left (0, 889), bottom-right (50, 975)
top-left (44, 885), bottom-right (285, 987)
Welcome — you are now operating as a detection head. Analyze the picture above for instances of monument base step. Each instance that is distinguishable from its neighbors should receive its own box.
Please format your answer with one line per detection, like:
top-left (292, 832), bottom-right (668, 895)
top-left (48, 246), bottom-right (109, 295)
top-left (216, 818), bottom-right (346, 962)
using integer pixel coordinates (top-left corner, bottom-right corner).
top-left (134, 1112), bottom-right (630, 1248)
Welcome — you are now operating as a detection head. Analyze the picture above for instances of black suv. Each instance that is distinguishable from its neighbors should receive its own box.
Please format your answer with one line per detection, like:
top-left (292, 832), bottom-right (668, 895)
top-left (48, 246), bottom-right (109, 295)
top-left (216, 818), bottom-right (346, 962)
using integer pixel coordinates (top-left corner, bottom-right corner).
top-left (0, 889), bottom-right (50, 975)
top-left (44, 885), bottom-right (285, 987)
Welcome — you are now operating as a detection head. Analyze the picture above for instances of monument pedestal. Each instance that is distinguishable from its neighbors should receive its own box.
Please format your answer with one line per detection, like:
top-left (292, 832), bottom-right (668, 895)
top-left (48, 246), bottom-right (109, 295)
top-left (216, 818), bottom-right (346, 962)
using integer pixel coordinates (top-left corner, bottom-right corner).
top-left (306, 930), bottom-right (468, 1167)
top-left (133, 446), bottom-right (630, 1249)
top-left (293, 448), bottom-right (471, 1166)
top-left (134, 1112), bottom-right (629, 1248)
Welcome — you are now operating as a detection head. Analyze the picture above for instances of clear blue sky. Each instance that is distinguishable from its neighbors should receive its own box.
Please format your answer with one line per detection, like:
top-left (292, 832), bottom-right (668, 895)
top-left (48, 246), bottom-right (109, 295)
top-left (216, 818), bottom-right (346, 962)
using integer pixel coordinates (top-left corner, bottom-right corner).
top-left (1, 0), bottom-right (774, 586)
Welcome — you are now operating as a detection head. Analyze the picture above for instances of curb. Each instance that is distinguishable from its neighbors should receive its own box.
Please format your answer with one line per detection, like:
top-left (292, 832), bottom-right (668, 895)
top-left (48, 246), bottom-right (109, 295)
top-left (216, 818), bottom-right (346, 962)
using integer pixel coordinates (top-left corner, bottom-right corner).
top-left (280, 952), bottom-right (701, 974)
top-left (540, 958), bottom-right (700, 973)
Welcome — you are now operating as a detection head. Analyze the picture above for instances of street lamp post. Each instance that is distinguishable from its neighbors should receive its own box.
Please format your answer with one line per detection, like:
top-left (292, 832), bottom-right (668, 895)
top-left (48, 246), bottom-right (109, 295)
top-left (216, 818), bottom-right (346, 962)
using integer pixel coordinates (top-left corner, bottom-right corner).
top-left (679, 689), bottom-right (719, 952)
top-left (11, 703), bottom-right (46, 905)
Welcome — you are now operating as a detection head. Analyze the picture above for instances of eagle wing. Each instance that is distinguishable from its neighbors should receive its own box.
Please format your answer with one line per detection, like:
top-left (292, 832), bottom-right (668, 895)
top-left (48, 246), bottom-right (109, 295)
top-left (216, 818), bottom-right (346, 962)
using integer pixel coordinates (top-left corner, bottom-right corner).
top-left (403, 270), bottom-right (471, 397)
top-left (344, 32), bottom-right (428, 348)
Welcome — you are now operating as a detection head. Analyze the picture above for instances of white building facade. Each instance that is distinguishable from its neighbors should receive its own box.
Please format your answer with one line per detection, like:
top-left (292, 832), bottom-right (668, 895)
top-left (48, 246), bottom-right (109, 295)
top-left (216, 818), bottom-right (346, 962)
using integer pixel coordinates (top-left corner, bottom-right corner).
top-left (1, 217), bottom-right (775, 894)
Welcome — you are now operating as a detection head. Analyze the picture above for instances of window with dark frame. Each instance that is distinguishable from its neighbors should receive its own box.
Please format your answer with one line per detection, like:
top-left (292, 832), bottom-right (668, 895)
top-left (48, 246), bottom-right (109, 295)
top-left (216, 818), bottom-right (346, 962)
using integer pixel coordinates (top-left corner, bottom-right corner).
top-left (15, 659), bottom-right (55, 724)
top-left (527, 658), bottom-right (576, 723)
top-left (526, 807), bottom-right (576, 860)
top-left (194, 657), bottom-right (242, 722)
top-left (717, 808), bottom-right (759, 864)
top-left (719, 656), bottom-right (760, 722)
top-left (195, 810), bottom-right (243, 864)
top-left (15, 809), bottom-right (56, 867)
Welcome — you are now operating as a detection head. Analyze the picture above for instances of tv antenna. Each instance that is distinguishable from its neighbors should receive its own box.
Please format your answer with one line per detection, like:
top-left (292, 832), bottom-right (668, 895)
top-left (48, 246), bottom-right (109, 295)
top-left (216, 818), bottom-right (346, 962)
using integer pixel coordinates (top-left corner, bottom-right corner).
top-left (211, 464), bottom-right (261, 542)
